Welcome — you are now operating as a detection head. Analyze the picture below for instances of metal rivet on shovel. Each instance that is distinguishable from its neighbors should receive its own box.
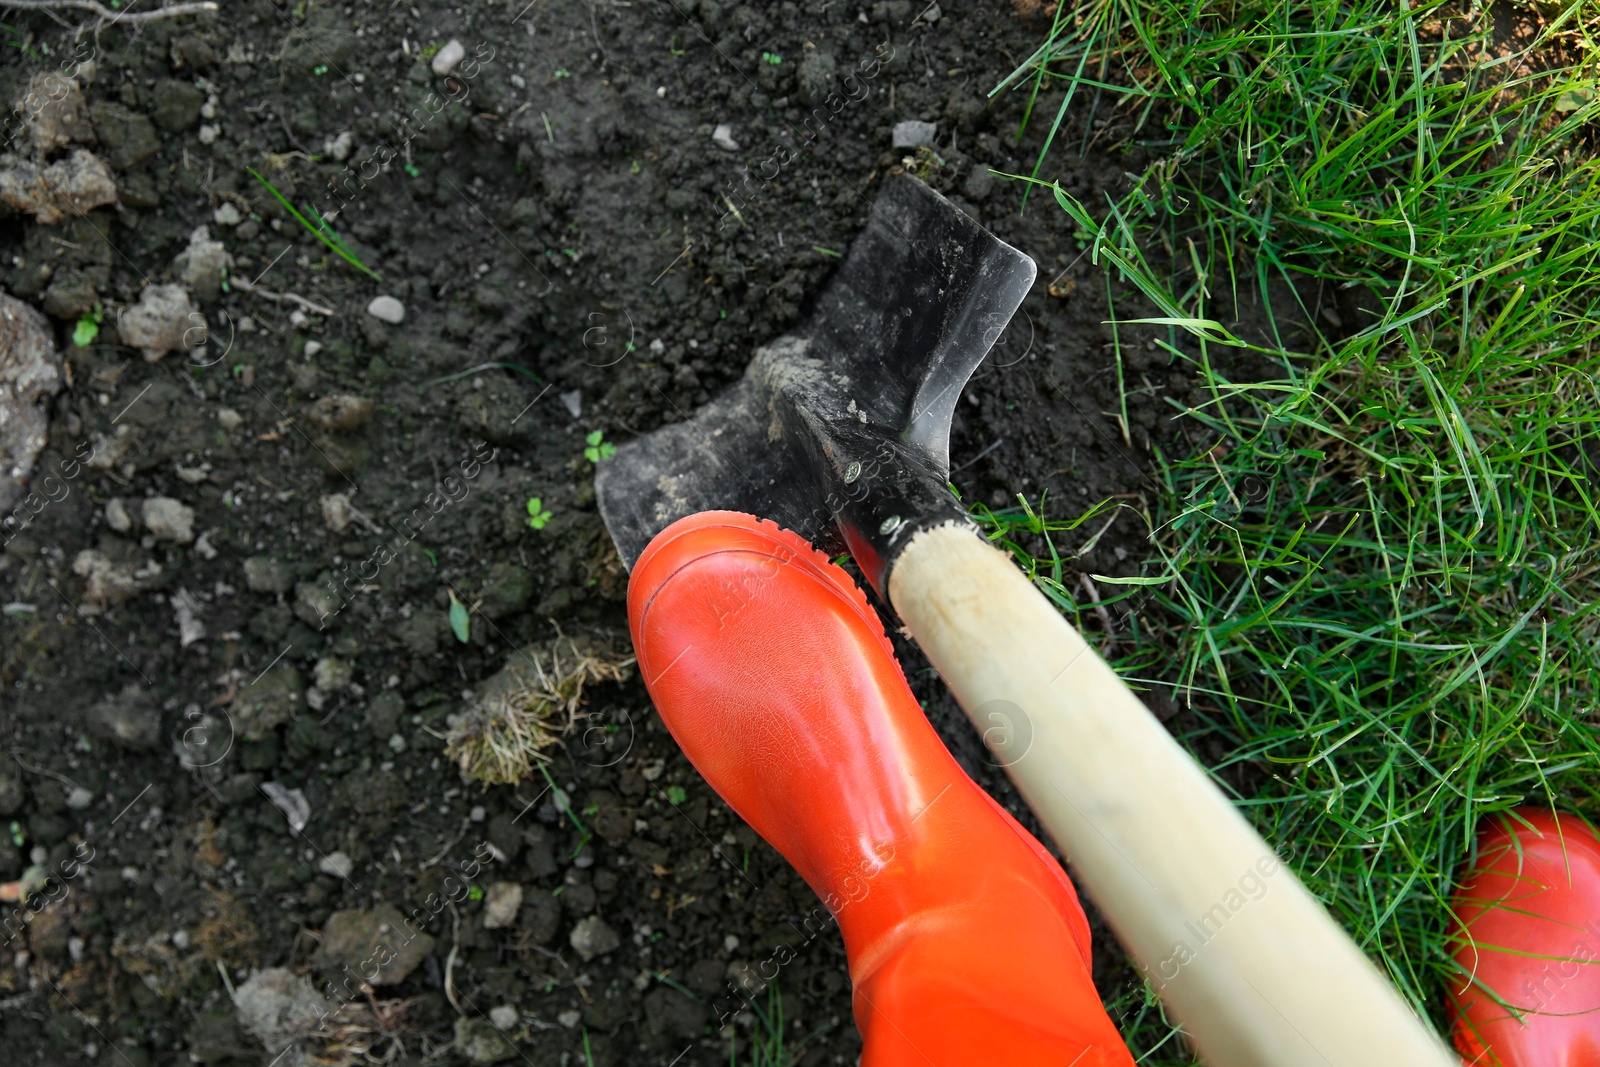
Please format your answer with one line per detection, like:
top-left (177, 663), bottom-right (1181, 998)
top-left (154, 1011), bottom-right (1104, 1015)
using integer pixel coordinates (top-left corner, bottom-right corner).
top-left (843, 461), bottom-right (862, 484)
top-left (879, 515), bottom-right (901, 536)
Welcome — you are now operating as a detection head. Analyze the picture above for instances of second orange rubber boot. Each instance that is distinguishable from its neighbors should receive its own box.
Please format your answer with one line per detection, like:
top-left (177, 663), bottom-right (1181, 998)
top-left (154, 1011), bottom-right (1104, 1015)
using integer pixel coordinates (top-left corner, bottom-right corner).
top-left (1449, 807), bottom-right (1600, 1067)
top-left (629, 511), bottom-right (1135, 1067)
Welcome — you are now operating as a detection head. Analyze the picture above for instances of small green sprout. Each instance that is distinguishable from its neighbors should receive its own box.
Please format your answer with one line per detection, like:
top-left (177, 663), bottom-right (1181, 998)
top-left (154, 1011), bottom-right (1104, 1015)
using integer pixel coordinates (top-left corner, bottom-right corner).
top-left (422, 548), bottom-right (438, 568)
top-left (664, 785), bottom-right (687, 805)
top-left (762, 51), bottom-right (783, 65)
top-left (404, 163), bottom-right (420, 177)
top-left (8, 821), bottom-right (22, 847)
top-left (312, 64), bottom-right (329, 75)
top-left (584, 430), bottom-right (617, 464)
top-left (448, 589), bottom-right (470, 644)
top-left (467, 884), bottom-right (484, 901)
top-left (526, 497), bottom-right (553, 530)
top-left (72, 310), bottom-right (101, 348)
top-left (555, 68), bottom-right (571, 78)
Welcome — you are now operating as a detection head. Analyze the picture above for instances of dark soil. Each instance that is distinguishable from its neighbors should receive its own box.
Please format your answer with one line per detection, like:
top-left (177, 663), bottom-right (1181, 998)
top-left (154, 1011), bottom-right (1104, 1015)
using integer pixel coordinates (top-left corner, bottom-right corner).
top-left (0, 2), bottom-right (1293, 1064)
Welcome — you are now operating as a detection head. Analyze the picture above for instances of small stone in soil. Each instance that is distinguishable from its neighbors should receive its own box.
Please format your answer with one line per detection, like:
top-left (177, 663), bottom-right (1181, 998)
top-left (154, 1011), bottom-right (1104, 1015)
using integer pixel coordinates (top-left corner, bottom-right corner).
top-left (556, 1009), bottom-right (581, 1029)
top-left (307, 394), bottom-right (374, 432)
top-left (569, 914), bottom-right (620, 960)
top-left (313, 657), bottom-right (352, 691)
top-left (242, 556), bottom-right (293, 595)
top-left (892, 120), bottom-right (937, 149)
top-left (712, 123), bottom-right (739, 150)
top-left (481, 882), bottom-right (523, 929)
top-left (233, 968), bottom-right (331, 1054)
top-left (315, 905), bottom-right (434, 985)
top-left (320, 493), bottom-right (353, 533)
top-left (488, 1005), bottom-right (518, 1030)
top-left (235, 665), bottom-right (303, 740)
top-left (170, 589), bottom-right (206, 647)
top-left (366, 295), bottom-right (405, 324)
top-left (105, 498), bottom-right (132, 533)
top-left (91, 683), bottom-right (158, 751)
top-left (260, 782), bottom-right (310, 834)
top-left (324, 130), bottom-right (354, 162)
top-left (65, 787), bottom-right (93, 810)
top-left (560, 389), bottom-right (582, 418)
top-left (317, 851), bottom-right (354, 879)
top-left (0, 149), bottom-right (117, 224)
top-left (173, 225), bottom-right (231, 303)
top-left (118, 283), bottom-right (203, 362)
top-left (142, 497), bottom-right (196, 543)
top-left (453, 1016), bottom-right (516, 1065)
top-left (432, 39), bottom-right (466, 76)
top-left (73, 550), bottom-right (162, 609)
top-left (291, 583), bottom-right (339, 630)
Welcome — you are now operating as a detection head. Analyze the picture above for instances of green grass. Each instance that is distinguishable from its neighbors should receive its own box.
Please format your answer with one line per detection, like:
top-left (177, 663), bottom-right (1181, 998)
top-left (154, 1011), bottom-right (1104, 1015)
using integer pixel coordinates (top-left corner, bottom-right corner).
top-left (246, 166), bottom-right (382, 281)
top-left (726, 983), bottom-right (838, 1066)
top-left (730, 984), bottom-right (786, 1066)
top-left (1, 22), bottom-right (40, 59)
top-left (991, 0), bottom-right (1600, 1060)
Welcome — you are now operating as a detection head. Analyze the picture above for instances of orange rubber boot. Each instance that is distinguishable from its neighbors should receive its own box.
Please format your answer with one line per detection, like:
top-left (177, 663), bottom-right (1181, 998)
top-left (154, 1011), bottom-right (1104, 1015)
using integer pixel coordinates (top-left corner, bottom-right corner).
top-left (629, 511), bottom-right (1135, 1067)
top-left (1449, 807), bottom-right (1600, 1067)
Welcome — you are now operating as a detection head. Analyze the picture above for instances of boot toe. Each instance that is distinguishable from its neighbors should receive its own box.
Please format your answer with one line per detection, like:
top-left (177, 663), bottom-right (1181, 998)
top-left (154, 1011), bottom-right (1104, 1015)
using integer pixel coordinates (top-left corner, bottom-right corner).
top-left (1450, 808), bottom-right (1600, 1067)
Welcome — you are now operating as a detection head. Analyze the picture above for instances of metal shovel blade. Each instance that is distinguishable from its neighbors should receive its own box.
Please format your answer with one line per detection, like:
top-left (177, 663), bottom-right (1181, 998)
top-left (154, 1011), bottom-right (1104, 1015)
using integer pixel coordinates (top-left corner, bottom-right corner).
top-left (597, 174), bottom-right (1036, 573)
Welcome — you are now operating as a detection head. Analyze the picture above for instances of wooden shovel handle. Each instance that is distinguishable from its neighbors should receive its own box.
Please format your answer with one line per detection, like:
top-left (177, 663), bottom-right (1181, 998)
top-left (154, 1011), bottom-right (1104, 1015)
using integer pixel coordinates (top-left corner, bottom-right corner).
top-left (887, 523), bottom-right (1456, 1067)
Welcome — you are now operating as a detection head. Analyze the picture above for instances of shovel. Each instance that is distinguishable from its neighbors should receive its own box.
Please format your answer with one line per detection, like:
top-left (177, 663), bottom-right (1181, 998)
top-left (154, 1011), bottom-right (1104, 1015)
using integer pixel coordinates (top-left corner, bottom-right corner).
top-left (597, 174), bottom-right (1455, 1067)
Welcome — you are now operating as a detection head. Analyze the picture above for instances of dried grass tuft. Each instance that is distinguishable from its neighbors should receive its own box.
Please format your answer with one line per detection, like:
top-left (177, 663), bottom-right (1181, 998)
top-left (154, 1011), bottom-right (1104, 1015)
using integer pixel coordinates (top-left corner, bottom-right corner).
top-left (445, 634), bottom-right (633, 787)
